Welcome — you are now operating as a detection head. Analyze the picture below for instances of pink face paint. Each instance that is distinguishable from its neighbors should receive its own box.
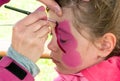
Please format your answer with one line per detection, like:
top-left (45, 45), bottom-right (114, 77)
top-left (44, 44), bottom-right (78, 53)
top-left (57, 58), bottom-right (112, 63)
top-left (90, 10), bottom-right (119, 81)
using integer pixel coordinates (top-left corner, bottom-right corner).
top-left (55, 20), bottom-right (82, 68)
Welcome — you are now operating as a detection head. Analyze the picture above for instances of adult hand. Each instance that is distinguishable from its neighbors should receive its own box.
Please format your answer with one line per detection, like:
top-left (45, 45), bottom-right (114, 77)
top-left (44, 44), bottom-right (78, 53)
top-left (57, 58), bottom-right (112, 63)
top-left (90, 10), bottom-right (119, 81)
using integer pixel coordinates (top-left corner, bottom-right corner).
top-left (12, 6), bottom-right (50, 62)
top-left (38, 0), bottom-right (90, 16)
top-left (38, 0), bottom-right (62, 16)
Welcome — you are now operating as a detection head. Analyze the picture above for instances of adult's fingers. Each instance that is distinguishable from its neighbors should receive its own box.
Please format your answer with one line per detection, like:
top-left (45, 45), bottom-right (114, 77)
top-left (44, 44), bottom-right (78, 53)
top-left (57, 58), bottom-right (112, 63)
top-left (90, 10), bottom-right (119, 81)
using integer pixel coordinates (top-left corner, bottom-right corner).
top-left (25, 20), bottom-right (50, 38)
top-left (19, 6), bottom-right (47, 26)
top-left (27, 20), bottom-right (48, 32)
top-left (38, 0), bottom-right (90, 16)
top-left (38, 0), bottom-right (62, 16)
top-left (35, 25), bottom-right (50, 38)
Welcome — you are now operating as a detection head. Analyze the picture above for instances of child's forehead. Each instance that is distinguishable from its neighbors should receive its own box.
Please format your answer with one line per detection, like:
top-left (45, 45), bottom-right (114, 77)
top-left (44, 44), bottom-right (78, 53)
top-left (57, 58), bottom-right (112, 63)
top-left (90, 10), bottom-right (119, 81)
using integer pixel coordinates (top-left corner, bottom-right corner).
top-left (48, 8), bottom-right (73, 22)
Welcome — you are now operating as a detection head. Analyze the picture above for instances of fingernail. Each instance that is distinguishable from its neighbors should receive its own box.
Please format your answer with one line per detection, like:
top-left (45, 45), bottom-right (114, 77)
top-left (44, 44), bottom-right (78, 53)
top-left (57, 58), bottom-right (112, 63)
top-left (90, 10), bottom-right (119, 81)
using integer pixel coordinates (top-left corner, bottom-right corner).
top-left (54, 6), bottom-right (62, 16)
top-left (36, 6), bottom-right (45, 11)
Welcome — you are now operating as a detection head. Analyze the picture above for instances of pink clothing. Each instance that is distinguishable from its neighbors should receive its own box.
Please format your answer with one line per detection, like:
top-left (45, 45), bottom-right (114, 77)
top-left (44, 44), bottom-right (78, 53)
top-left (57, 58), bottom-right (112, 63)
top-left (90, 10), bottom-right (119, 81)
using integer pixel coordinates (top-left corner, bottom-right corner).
top-left (0, 0), bottom-right (10, 6)
top-left (54, 56), bottom-right (120, 81)
top-left (0, 56), bottom-right (34, 81)
top-left (82, 56), bottom-right (120, 81)
top-left (54, 72), bottom-right (88, 81)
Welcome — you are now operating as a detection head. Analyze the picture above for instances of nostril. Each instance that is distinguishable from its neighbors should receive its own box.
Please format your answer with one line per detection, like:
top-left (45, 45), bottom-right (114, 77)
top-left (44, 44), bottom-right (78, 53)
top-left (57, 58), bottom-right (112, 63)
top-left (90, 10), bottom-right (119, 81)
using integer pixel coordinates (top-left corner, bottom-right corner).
top-left (48, 41), bottom-right (58, 52)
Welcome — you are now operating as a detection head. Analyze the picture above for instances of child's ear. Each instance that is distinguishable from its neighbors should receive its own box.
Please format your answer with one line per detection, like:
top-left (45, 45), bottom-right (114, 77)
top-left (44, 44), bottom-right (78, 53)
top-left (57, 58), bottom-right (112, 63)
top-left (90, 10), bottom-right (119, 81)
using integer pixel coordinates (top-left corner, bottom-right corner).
top-left (98, 33), bottom-right (116, 57)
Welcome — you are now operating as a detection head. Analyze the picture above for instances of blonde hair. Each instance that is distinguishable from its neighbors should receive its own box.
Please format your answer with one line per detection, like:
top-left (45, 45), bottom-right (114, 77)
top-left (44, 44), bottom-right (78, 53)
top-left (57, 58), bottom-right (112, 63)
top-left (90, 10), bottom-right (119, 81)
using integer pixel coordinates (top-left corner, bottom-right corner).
top-left (55, 0), bottom-right (120, 59)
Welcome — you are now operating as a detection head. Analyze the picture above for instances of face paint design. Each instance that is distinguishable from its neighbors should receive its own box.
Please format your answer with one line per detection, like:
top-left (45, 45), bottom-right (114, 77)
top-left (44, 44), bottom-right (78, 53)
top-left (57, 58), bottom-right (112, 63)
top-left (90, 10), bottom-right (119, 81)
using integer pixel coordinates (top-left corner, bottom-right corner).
top-left (55, 20), bottom-right (82, 68)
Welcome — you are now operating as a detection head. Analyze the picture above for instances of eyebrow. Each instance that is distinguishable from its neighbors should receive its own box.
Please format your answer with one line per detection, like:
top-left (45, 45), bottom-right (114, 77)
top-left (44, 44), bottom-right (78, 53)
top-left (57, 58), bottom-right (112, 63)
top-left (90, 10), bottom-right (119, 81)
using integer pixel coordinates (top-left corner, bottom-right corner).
top-left (56, 25), bottom-right (70, 35)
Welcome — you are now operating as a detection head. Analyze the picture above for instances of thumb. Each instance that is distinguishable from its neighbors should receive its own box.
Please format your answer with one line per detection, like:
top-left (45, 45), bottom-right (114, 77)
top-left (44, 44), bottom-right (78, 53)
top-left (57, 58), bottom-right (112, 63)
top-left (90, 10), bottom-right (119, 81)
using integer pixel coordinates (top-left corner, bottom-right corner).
top-left (38, 0), bottom-right (62, 16)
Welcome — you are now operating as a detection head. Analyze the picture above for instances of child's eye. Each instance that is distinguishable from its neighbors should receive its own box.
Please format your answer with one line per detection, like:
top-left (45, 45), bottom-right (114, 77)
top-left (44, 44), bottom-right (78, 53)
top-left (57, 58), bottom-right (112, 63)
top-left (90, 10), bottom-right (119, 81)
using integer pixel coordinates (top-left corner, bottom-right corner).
top-left (59, 34), bottom-right (69, 44)
top-left (60, 38), bottom-right (67, 43)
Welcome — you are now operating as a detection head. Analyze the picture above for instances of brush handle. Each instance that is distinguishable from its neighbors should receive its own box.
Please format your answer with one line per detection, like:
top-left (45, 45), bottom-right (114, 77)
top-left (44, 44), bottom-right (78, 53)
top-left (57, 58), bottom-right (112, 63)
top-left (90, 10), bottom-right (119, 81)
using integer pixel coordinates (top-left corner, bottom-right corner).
top-left (4, 5), bottom-right (31, 15)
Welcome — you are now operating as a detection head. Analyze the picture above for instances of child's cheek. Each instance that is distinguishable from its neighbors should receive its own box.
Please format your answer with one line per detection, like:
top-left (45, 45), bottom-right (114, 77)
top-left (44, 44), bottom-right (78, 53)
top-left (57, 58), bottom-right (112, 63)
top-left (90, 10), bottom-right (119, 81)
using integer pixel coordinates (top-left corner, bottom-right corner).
top-left (61, 35), bottom-right (82, 67)
top-left (62, 50), bottom-right (82, 67)
top-left (56, 20), bottom-right (82, 67)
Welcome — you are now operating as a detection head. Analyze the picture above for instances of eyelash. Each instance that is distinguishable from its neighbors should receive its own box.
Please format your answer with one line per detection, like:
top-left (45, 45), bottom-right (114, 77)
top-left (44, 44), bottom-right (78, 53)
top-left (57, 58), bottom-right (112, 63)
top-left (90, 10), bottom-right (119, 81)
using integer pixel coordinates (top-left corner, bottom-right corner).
top-left (60, 38), bottom-right (67, 43)
top-left (59, 35), bottom-right (68, 43)
top-left (51, 32), bottom-right (67, 43)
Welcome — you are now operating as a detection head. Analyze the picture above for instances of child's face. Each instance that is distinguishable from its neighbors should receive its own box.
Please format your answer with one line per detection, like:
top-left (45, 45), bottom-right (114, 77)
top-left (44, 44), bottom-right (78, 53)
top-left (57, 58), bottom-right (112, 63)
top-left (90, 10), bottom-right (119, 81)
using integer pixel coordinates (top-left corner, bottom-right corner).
top-left (48, 8), bottom-right (104, 74)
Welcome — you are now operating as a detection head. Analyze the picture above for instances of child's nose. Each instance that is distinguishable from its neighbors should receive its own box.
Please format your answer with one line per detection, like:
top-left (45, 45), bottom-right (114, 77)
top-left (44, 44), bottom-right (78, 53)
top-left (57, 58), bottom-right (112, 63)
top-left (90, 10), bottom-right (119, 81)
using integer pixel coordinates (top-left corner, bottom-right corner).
top-left (48, 38), bottom-right (58, 52)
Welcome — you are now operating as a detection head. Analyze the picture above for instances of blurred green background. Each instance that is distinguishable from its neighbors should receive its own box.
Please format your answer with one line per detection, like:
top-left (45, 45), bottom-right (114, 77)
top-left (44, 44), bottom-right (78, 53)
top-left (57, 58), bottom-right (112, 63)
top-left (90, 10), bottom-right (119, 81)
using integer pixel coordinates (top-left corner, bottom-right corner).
top-left (0, 0), bottom-right (57, 81)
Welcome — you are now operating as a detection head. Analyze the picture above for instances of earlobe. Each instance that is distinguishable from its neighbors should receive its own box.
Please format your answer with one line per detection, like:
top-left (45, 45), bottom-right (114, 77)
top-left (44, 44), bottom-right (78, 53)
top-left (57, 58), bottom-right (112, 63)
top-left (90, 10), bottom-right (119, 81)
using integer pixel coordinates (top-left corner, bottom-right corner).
top-left (99, 33), bottom-right (116, 57)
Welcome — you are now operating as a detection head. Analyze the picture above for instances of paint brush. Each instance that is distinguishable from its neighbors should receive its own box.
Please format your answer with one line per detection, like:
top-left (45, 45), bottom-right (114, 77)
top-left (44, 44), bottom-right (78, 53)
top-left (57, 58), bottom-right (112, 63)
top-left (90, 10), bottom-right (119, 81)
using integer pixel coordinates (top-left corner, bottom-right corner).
top-left (4, 5), bottom-right (57, 59)
top-left (4, 5), bottom-right (57, 23)
top-left (4, 5), bottom-right (31, 15)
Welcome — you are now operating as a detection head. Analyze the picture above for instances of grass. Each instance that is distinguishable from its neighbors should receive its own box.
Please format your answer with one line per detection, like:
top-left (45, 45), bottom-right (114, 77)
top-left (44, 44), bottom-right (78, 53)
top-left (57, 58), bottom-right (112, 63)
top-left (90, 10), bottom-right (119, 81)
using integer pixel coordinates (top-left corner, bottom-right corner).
top-left (0, 0), bottom-right (57, 81)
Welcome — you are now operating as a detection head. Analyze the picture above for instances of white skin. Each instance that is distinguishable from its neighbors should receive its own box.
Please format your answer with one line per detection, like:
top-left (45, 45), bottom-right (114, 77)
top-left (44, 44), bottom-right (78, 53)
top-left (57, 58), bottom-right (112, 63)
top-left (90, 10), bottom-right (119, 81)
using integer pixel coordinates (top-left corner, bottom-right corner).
top-left (48, 8), bottom-right (116, 74)
top-left (11, 0), bottom-right (91, 62)
top-left (12, 6), bottom-right (50, 62)
top-left (12, 1), bottom-right (116, 74)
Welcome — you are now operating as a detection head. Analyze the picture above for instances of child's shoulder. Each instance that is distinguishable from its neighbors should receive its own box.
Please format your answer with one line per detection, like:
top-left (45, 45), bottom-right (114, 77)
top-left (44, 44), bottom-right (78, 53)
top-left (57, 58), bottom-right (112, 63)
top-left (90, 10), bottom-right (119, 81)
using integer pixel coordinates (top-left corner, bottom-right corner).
top-left (81, 56), bottom-right (120, 81)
